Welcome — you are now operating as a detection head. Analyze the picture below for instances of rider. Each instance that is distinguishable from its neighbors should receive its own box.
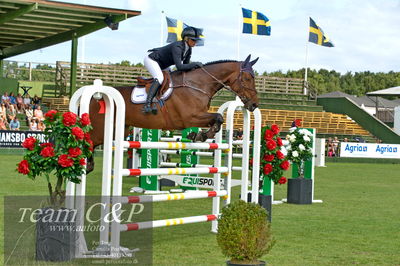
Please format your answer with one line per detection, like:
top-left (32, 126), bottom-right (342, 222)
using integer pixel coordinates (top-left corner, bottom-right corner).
top-left (143, 26), bottom-right (203, 114)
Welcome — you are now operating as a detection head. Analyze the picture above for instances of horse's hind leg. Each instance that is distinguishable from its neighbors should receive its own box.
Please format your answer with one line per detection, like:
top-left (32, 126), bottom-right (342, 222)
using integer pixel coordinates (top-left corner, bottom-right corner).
top-left (187, 113), bottom-right (224, 142)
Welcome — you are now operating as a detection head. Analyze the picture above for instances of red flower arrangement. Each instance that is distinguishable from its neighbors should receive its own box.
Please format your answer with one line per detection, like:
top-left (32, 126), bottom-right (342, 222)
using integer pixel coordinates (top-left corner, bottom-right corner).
top-left (17, 110), bottom-right (93, 205)
top-left (259, 124), bottom-right (289, 186)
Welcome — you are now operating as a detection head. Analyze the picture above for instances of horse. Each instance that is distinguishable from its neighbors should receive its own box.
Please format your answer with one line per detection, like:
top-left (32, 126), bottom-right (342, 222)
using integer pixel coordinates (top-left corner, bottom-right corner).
top-left (86, 54), bottom-right (259, 172)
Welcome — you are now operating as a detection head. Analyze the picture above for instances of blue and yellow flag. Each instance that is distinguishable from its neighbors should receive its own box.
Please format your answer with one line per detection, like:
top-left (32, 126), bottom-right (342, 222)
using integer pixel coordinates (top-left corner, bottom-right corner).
top-left (242, 8), bottom-right (271, 36)
top-left (308, 17), bottom-right (334, 47)
top-left (166, 17), bottom-right (204, 46)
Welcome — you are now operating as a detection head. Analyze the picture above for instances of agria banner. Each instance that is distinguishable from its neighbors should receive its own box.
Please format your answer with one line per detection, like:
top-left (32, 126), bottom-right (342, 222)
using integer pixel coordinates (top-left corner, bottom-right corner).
top-left (340, 142), bottom-right (400, 159)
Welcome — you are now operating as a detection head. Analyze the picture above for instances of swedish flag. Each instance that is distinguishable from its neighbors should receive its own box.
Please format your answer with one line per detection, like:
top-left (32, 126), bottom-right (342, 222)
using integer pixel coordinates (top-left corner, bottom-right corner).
top-left (242, 8), bottom-right (271, 36)
top-left (309, 17), bottom-right (334, 47)
top-left (166, 17), bottom-right (204, 46)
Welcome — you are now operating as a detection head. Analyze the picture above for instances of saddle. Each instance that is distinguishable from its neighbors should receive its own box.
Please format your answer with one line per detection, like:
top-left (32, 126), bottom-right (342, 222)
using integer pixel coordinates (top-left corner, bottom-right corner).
top-left (131, 71), bottom-right (173, 104)
top-left (136, 71), bottom-right (171, 97)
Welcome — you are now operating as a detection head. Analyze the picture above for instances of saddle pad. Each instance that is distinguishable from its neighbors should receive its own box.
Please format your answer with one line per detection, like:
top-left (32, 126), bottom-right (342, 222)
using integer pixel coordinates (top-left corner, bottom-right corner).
top-left (131, 83), bottom-right (173, 104)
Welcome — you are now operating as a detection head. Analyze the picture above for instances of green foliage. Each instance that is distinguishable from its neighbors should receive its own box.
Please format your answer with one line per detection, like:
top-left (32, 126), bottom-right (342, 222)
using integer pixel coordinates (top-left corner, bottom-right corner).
top-left (216, 200), bottom-right (274, 264)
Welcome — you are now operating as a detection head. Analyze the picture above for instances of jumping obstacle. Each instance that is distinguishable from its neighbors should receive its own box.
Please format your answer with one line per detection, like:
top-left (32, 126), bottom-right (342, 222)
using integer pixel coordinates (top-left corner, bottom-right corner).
top-left (65, 79), bottom-right (262, 258)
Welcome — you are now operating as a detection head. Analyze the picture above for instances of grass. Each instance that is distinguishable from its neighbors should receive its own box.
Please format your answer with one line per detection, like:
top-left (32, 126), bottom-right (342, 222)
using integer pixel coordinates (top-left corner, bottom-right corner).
top-left (1, 154), bottom-right (400, 265)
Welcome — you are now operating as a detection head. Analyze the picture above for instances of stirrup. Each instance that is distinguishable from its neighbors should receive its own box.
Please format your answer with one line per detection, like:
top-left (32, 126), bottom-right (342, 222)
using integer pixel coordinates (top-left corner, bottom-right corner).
top-left (151, 103), bottom-right (158, 114)
top-left (142, 104), bottom-right (152, 114)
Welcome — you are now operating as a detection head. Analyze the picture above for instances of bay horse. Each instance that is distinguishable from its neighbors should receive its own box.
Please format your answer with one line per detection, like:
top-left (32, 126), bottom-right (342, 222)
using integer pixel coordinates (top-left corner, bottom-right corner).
top-left (86, 55), bottom-right (259, 172)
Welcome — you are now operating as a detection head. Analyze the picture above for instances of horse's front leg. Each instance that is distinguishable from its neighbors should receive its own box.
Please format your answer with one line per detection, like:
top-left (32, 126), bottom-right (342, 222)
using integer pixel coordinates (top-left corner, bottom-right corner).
top-left (186, 112), bottom-right (224, 142)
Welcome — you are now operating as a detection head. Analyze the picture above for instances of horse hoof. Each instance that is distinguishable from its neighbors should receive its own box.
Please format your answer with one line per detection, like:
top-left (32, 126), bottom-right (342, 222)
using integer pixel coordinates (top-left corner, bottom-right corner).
top-left (186, 132), bottom-right (197, 141)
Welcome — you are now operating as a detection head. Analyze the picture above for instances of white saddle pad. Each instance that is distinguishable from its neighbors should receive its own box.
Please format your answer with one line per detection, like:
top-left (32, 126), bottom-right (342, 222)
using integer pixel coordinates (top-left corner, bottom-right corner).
top-left (131, 83), bottom-right (173, 104)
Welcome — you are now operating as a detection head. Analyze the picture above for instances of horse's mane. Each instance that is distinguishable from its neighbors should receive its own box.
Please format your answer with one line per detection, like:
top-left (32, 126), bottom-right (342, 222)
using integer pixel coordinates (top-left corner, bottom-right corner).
top-left (203, 60), bottom-right (238, 66)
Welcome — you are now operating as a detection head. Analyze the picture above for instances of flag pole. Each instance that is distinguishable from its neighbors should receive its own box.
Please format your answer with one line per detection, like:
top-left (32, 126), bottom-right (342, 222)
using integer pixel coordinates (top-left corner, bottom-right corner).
top-left (304, 19), bottom-right (310, 95)
top-left (160, 11), bottom-right (165, 46)
top-left (237, 3), bottom-right (242, 60)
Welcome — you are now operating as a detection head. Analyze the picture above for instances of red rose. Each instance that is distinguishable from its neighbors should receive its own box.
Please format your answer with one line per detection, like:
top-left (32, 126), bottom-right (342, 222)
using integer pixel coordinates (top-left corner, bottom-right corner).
top-left (276, 150), bottom-right (285, 160)
top-left (22, 137), bottom-right (37, 151)
top-left (280, 160), bottom-right (290, 170)
top-left (40, 146), bottom-right (55, 157)
top-left (277, 137), bottom-right (283, 146)
top-left (264, 130), bottom-right (274, 140)
top-left (263, 154), bottom-right (274, 162)
top-left (17, 160), bottom-right (30, 175)
top-left (84, 133), bottom-right (91, 142)
top-left (58, 154), bottom-right (74, 168)
top-left (271, 124), bottom-right (280, 135)
top-left (278, 177), bottom-right (287, 184)
top-left (263, 164), bottom-right (273, 175)
top-left (44, 110), bottom-right (58, 121)
top-left (88, 140), bottom-right (94, 151)
top-left (68, 147), bottom-right (82, 158)
top-left (62, 112), bottom-right (77, 127)
top-left (295, 119), bottom-right (302, 127)
top-left (80, 113), bottom-right (91, 126)
top-left (40, 142), bottom-right (54, 148)
top-left (79, 158), bottom-right (86, 166)
top-left (71, 127), bottom-right (84, 140)
top-left (266, 139), bottom-right (277, 150)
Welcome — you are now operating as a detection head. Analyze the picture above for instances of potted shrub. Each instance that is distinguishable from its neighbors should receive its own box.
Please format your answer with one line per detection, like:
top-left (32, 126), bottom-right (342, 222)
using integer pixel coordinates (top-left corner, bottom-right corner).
top-left (217, 200), bottom-right (275, 265)
top-left (285, 120), bottom-right (314, 204)
top-left (17, 110), bottom-right (93, 261)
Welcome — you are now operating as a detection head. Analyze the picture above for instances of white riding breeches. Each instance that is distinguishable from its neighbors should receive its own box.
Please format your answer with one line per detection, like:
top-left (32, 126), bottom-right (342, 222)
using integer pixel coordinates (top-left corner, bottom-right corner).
top-left (144, 54), bottom-right (164, 84)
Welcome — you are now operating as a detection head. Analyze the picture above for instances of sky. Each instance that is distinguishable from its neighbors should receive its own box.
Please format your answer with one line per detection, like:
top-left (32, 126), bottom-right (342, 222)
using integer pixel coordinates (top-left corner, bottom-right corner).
top-left (9, 0), bottom-right (400, 74)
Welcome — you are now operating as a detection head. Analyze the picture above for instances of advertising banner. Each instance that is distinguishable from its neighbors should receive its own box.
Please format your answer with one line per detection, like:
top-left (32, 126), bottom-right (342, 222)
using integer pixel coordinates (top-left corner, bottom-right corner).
top-left (340, 142), bottom-right (400, 159)
top-left (0, 130), bottom-right (46, 148)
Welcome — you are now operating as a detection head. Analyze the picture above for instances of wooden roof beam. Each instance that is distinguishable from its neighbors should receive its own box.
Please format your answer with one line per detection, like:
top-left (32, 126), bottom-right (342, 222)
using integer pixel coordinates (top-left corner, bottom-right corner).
top-left (0, 3), bottom-right (37, 25)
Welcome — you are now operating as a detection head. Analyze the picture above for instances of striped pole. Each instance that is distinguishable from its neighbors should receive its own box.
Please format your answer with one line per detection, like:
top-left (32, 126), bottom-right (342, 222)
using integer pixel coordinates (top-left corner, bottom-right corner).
top-left (122, 190), bottom-right (227, 204)
top-left (124, 141), bottom-right (229, 150)
top-left (122, 167), bottom-right (229, 176)
top-left (159, 149), bottom-right (242, 158)
top-left (160, 137), bottom-right (227, 144)
top-left (159, 162), bottom-right (213, 168)
top-left (120, 214), bottom-right (218, 231)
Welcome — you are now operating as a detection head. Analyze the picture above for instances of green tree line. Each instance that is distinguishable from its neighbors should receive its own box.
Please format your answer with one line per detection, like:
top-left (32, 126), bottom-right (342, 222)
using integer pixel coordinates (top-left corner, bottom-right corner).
top-left (3, 60), bottom-right (399, 96)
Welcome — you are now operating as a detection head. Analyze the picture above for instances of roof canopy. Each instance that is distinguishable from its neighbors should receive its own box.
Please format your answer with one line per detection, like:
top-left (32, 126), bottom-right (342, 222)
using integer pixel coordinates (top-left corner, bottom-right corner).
top-left (366, 86), bottom-right (400, 97)
top-left (0, 0), bottom-right (140, 59)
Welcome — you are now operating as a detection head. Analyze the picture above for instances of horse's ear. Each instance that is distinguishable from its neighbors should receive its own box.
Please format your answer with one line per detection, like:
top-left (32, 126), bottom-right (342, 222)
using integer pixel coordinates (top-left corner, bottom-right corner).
top-left (250, 57), bottom-right (259, 66)
top-left (243, 54), bottom-right (251, 65)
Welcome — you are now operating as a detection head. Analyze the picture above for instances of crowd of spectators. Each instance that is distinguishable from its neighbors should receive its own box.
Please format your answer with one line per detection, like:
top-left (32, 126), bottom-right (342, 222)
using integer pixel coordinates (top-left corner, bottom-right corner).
top-left (0, 91), bottom-right (45, 131)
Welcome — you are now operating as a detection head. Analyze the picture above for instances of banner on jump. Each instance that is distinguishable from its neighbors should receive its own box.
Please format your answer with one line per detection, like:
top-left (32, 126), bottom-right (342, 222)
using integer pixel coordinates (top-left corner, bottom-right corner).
top-left (340, 142), bottom-right (400, 159)
top-left (0, 130), bottom-right (46, 148)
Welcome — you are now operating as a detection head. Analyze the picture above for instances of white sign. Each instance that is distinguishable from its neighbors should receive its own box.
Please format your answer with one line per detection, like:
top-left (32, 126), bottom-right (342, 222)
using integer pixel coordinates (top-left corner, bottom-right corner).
top-left (340, 142), bottom-right (400, 159)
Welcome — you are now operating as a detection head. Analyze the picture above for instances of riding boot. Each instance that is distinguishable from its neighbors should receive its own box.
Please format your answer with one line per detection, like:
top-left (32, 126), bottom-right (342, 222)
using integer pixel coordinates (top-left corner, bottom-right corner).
top-left (142, 79), bottom-right (160, 114)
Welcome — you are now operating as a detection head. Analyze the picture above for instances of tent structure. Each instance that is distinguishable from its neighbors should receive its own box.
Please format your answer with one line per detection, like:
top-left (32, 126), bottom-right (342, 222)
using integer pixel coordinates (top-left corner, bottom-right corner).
top-left (366, 86), bottom-right (400, 97)
top-left (0, 0), bottom-right (140, 95)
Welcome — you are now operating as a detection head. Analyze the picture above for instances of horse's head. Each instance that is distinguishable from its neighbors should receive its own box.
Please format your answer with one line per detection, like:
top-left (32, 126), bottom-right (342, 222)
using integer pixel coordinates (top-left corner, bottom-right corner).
top-left (229, 55), bottom-right (259, 112)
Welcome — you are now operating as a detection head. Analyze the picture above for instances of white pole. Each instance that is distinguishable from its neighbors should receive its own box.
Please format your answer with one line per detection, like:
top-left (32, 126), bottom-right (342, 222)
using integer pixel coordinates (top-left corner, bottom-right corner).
top-left (237, 3), bottom-right (242, 60)
top-left (160, 10), bottom-right (165, 46)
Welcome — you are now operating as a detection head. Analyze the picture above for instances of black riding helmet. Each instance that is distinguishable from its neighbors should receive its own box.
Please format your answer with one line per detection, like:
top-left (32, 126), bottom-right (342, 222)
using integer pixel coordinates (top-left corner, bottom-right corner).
top-left (181, 27), bottom-right (201, 41)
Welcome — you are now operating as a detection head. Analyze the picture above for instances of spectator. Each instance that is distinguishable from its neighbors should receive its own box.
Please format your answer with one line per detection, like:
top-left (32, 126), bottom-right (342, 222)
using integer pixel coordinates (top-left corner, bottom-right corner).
top-left (0, 118), bottom-right (7, 130)
top-left (16, 93), bottom-right (24, 113)
top-left (25, 105), bottom-right (34, 125)
top-left (343, 137), bottom-right (349, 142)
top-left (0, 103), bottom-right (7, 121)
top-left (32, 94), bottom-right (41, 106)
top-left (6, 104), bottom-right (16, 122)
top-left (33, 105), bottom-right (44, 121)
top-left (1, 92), bottom-right (10, 104)
top-left (9, 92), bottom-right (17, 110)
top-left (38, 120), bottom-right (45, 131)
top-left (332, 136), bottom-right (340, 156)
top-left (23, 94), bottom-right (31, 108)
top-left (9, 117), bottom-right (20, 130)
top-left (29, 118), bottom-right (39, 131)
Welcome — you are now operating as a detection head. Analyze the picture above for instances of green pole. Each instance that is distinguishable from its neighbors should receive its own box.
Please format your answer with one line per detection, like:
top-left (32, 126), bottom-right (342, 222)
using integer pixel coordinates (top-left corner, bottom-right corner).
top-left (69, 33), bottom-right (78, 97)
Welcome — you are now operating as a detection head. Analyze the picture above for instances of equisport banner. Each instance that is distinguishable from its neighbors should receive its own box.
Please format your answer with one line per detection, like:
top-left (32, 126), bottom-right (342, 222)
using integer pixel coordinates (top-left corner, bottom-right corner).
top-left (340, 142), bottom-right (400, 159)
top-left (0, 130), bottom-right (46, 148)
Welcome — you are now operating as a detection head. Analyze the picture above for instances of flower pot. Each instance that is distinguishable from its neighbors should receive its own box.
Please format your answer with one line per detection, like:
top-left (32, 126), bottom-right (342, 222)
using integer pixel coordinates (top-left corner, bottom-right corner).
top-left (227, 260), bottom-right (266, 266)
top-left (246, 193), bottom-right (272, 222)
top-left (287, 178), bottom-right (312, 204)
top-left (36, 207), bottom-right (76, 261)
